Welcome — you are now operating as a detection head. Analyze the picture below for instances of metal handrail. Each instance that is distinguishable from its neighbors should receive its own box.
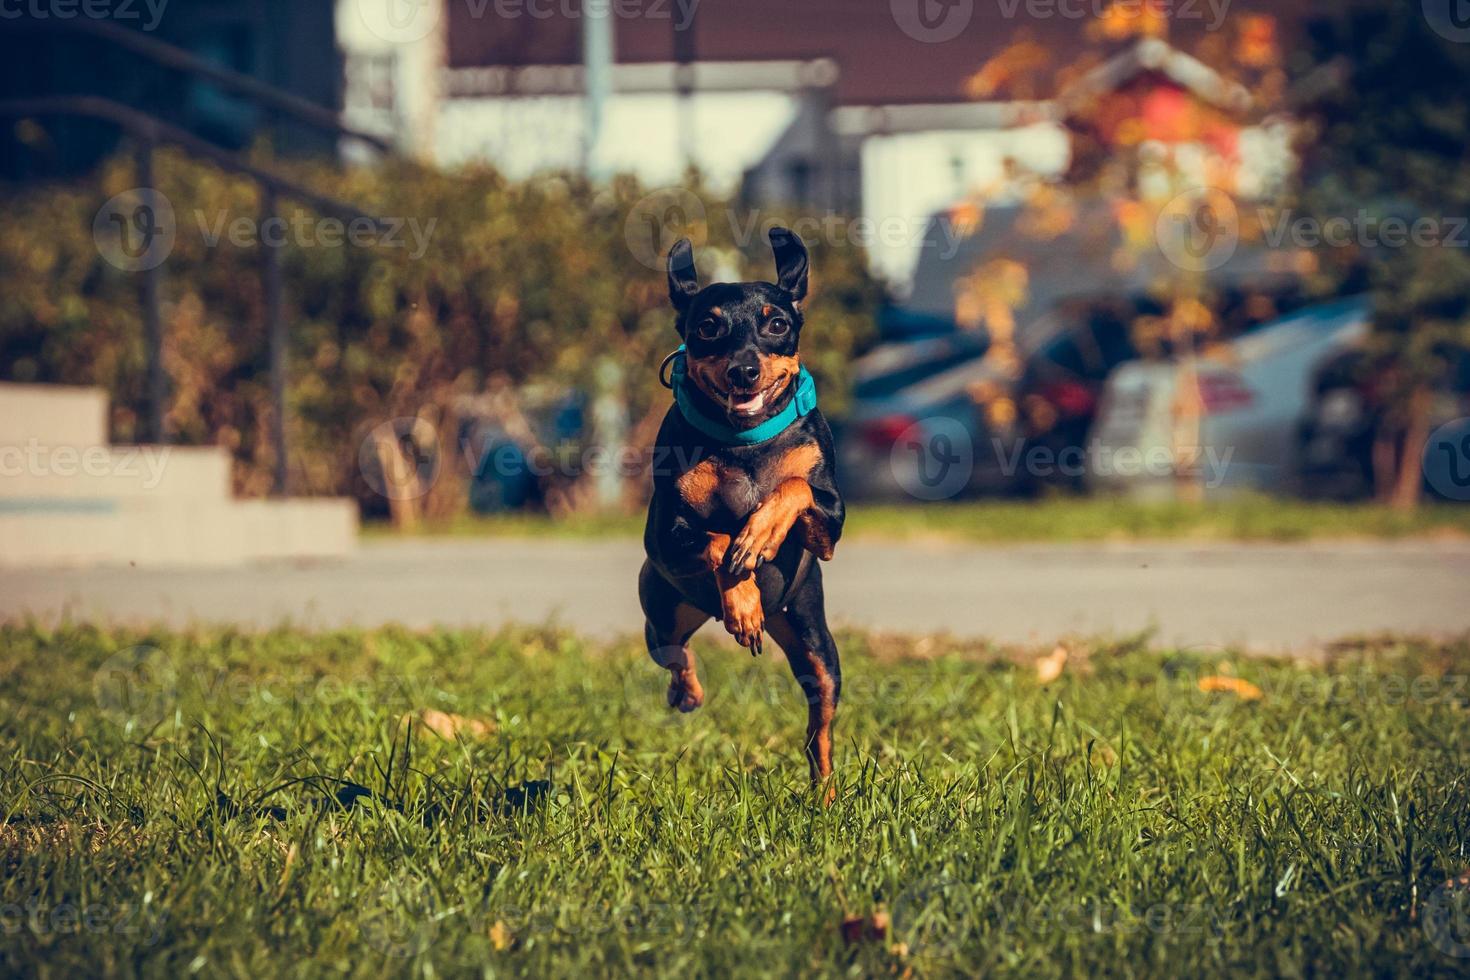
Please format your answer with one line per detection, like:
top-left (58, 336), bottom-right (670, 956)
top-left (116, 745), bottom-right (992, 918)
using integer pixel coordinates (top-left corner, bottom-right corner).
top-left (13, 17), bottom-right (395, 156)
top-left (0, 97), bottom-right (388, 496)
top-left (0, 97), bottom-right (383, 224)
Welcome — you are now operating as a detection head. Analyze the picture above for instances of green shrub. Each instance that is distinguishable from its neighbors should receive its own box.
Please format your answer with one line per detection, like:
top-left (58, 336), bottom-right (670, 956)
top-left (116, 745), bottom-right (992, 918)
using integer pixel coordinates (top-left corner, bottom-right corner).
top-left (0, 151), bottom-right (883, 512)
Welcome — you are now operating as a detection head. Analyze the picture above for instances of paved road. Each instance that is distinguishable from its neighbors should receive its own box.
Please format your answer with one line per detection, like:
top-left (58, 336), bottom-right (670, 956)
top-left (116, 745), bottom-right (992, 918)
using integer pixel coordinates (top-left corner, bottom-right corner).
top-left (2, 538), bottom-right (1467, 651)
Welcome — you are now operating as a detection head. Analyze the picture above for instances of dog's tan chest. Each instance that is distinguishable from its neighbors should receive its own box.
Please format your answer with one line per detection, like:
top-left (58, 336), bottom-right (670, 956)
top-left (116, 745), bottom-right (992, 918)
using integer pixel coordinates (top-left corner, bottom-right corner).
top-left (675, 442), bottom-right (822, 520)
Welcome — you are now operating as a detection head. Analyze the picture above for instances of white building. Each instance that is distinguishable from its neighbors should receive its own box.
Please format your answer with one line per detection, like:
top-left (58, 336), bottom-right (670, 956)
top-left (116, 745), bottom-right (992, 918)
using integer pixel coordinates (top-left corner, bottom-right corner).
top-left (335, 1), bottom-right (1291, 290)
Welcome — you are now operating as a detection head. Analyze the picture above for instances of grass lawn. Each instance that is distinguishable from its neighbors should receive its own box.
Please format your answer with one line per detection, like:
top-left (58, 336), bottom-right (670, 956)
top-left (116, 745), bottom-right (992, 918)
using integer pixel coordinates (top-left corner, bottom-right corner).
top-left (3, 623), bottom-right (1469, 977)
top-left (375, 496), bottom-right (1470, 544)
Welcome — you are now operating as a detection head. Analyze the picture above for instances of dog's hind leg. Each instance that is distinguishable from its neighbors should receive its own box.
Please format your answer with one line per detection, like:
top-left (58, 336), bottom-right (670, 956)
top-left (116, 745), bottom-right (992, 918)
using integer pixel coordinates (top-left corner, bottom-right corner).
top-left (638, 561), bottom-right (711, 713)
top-left (765, 564), bottom-right (841, 804)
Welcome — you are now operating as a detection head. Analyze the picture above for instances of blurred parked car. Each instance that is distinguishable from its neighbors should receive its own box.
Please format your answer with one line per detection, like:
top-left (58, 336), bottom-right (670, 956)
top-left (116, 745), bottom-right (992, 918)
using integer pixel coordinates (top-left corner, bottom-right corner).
top-left (1010, 297), bottom-right (1163, 492)
top-left (841, 288), bottom-right (1317, 499)
top-left (889, 203), bottom-right (1317, 496)
top-left (1088, 297), bottom-right (1372, 498)
top-left (837, 325), bottom-right (1005, 499)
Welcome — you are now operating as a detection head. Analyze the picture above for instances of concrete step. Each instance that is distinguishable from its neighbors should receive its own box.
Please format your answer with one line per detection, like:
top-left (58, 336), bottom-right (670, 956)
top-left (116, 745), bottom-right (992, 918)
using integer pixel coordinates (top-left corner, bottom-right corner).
top-left (0, 382), bottom-right (359, 567)
top-left (0, 497), bottom-right (358, 568)
top-left (0, 383), bottom-right (108, 448)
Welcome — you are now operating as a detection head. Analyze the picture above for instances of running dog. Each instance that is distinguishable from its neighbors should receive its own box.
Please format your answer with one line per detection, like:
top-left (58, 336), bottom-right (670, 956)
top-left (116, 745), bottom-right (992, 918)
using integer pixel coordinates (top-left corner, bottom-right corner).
top-left (638, 227), bottom-right (845, 797)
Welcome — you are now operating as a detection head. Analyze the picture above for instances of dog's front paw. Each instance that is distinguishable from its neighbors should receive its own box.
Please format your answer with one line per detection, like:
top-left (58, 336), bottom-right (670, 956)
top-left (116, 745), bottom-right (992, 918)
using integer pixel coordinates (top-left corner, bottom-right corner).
top-left (720, 578), bottom-right (764, 655)
top-left (666, 667), bottom-right (705, 713)
top-left (726, 503), bottom-right (787, 575)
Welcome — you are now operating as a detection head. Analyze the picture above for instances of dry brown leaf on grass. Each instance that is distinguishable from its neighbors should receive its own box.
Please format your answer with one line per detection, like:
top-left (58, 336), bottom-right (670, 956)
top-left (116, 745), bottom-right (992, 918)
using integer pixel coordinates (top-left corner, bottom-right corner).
top-left (1197, 676), bottom-right (1264, 701)
top-left (1036, 646), bottom-right (1069, 684)
top-left (401, 709), bottom-right (495, 741)
top-left (488, 920), bottom-right (514, 951)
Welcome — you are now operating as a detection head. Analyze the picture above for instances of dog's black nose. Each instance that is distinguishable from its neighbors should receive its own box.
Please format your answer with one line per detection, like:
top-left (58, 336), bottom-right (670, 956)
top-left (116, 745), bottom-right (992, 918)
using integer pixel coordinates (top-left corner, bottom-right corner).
top-left (726, 363), bottom-right (761, 390)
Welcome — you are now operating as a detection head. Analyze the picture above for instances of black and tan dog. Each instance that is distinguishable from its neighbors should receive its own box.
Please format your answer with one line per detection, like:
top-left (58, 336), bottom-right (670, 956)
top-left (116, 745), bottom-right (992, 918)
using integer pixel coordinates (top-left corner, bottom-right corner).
top-left (638, 227), bottom-right (845, 796)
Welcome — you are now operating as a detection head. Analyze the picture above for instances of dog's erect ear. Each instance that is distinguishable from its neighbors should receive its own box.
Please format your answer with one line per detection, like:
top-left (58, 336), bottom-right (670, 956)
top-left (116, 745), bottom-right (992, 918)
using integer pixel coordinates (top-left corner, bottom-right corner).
top-left (667, 238), bottom-right (700, 317)
top-left (769, 226), bottom-right (809, 305)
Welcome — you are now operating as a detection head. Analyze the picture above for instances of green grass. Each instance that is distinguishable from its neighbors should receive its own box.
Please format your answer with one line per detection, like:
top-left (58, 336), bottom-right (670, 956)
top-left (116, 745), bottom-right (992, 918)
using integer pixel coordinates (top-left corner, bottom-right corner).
top-left (3, 623), bottom-right (1470, 977)
top-left (374, 496), bottom-right (1470, 544)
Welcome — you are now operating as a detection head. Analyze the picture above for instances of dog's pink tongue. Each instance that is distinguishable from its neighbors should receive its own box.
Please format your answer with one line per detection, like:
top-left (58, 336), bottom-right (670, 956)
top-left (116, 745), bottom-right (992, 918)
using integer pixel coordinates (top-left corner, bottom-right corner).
top-left (729, 390), bottom-right (766, 416)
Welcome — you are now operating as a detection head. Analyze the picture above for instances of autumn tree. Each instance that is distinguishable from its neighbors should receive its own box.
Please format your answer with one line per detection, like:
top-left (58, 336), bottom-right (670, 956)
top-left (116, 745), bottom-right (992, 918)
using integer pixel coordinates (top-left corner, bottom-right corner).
top-left (1295, 3), bottom-right (1470, 509)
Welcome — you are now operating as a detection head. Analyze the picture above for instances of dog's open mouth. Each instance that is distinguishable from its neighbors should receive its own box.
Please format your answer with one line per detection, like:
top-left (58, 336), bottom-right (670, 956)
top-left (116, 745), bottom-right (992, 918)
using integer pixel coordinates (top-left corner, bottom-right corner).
top-left (726, 381), bottom-right (782, 419)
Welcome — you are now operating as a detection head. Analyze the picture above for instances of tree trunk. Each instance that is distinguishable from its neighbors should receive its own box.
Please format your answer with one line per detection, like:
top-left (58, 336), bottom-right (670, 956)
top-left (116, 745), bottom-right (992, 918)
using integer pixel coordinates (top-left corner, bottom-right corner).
top-left (374, 429), bottom-right (422, 531)
top-left (1389, 386), bottom-right (1431, 512)
top-left (1172, 357), bottom-right (1204, 504)
top-left (1371, 429), bottom-right (1397, 504)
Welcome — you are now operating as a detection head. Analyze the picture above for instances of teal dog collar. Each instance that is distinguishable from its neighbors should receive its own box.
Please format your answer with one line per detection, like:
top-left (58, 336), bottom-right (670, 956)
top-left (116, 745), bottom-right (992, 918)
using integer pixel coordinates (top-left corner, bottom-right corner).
top-left (663, 345), bottom-right (817, 446)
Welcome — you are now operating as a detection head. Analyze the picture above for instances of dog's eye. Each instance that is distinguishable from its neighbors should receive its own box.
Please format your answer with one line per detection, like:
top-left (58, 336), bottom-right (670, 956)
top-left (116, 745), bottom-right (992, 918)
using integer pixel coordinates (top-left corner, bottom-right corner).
top-left (767, 316), bottom-right (791, 336)
top-left (694, 318), bottom-right (725, 341)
